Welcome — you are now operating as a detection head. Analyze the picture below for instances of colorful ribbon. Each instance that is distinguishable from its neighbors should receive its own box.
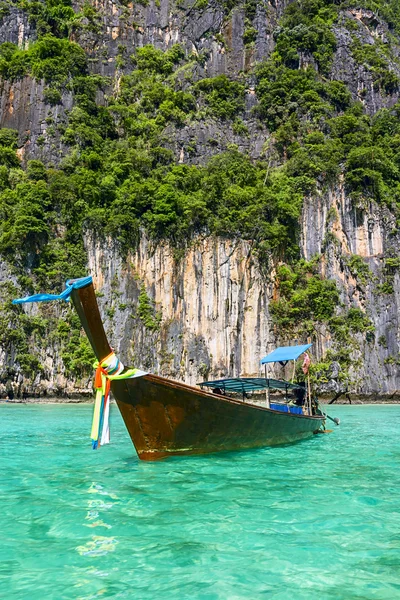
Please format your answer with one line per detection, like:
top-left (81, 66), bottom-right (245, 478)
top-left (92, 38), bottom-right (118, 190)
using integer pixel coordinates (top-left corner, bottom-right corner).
top-left (90, 351), bottom-right (147, 450)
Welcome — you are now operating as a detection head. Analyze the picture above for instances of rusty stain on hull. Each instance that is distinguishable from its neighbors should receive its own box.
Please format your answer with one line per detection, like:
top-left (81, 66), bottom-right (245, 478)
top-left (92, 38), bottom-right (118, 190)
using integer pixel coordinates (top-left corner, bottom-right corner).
top-left (70, 280), bottom-right (325, 461)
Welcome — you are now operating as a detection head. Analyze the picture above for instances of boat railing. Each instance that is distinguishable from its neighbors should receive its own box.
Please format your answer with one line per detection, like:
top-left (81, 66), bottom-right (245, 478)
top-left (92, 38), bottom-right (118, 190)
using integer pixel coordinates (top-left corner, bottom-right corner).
top-left (198, 377), bottom-right (309, 415)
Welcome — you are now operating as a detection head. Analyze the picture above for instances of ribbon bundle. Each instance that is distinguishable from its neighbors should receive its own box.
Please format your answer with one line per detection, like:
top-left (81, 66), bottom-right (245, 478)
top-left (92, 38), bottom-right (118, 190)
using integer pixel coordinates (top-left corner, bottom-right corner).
top-left (90, 351), bottom-right (145, 450)
top-left (10, 277), bottom-right (149, 451)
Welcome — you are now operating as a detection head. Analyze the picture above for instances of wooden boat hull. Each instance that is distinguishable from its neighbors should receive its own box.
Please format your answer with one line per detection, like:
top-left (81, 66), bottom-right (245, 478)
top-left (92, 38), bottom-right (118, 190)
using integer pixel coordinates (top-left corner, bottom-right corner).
top-left (70, 279), bottom-right (325, 461)
top-left (112, 375), bottom-right (325, 460)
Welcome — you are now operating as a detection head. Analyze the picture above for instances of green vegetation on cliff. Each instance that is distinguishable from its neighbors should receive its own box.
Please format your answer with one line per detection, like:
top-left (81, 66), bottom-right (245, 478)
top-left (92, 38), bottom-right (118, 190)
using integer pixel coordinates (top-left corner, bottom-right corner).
top-left (1, 0), bottom-right (400, 384)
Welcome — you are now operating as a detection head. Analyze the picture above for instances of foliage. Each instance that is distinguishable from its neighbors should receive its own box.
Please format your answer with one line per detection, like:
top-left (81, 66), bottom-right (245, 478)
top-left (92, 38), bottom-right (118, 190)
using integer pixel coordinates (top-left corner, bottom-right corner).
top-left (255, 62), bottom-right (351, 131)
top-left (132, 44), bottom-right (185, 74)
top-left (270, 258), bottom-right (375, 386)
top-left (16, 0), bottom-right (77, 37)
top-left (0, 128), bottom-right (18, 149)
top-left (341, 0), bottom-right (400, 35)
top-left (0, 35), bottom-right (86, 83)
top-left (255, 50), bottom-right (400, 203)
top-left (43, 87), bottom-right (62, 105)
top-left (350, 37), bottom-right (399, 94)
top-left (275, 0), bottom-right (338, 73)
top-left (0, 179), bottom-right (51, 262)
top-left (58, 313), bottom-right (94, 377)
top-left (0, 282), bottom-right (46, 378)
top-left (194, 75), bottom-right (245, 120)
top-left (343, 254), bottom-right (373, 285)
top-left (373, 255), bottom-right (400, 296)
top-left (137, 284), bottom-right (162, 331)
top-left (271, 258), bottom-right (374, 336)
top-left (243, 26), bottom-right (257, 45)
top-left (271, 259), bottom-right (340, 334)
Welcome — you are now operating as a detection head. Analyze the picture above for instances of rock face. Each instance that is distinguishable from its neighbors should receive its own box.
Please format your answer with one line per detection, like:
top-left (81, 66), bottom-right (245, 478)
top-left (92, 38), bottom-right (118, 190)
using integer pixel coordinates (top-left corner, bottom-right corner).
top-left (331, 10), bottom-right (400, 114)
top-left (300, 185), bottom-right (400, 395)
top-left (1, 0), bottom-right (400, 396)
top-left (86, 232), bottom-right (273, 385)
top-left (3, 217), bottom-right (400, 396)
top-left (84, 205), bottom-right (400, 395)
top-left (6, 0), bottom-right (400, 164)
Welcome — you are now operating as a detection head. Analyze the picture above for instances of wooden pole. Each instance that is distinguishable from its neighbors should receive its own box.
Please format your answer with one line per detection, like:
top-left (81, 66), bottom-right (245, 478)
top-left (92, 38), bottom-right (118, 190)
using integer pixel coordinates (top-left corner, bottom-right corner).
top-left (307, 336), bottom-right (312, 415)
top-left (307, 373), bottom-right (312, 415)
top-left (264, 364), bottom-right (270, 408)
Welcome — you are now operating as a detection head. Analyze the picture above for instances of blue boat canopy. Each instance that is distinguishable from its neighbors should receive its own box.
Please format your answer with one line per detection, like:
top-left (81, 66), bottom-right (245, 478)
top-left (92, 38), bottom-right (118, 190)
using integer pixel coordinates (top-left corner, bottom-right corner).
top-left (198, 377), bottom-right (302, 393)
top-left (260, 344), bottom-right (312, 366)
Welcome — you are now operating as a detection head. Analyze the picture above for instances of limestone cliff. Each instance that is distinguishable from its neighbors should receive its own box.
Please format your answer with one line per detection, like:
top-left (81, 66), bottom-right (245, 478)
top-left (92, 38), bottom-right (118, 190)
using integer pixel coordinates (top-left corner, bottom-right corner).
top-left (1, 0), bottom-right (400, 397)
top-left (2, 1), bottom-right (400, 164)
top-left (86, 192), bottom-right (400, 395)
top-left (87, 233), bottom-right (272, 384)
top-left (1, 214), bottom-right (400, 397)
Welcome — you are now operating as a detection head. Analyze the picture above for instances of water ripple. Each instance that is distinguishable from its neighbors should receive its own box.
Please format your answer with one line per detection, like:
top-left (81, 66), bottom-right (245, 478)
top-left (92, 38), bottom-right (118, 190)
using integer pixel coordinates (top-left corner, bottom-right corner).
top-left (1, 403), bottom-right (400, 599)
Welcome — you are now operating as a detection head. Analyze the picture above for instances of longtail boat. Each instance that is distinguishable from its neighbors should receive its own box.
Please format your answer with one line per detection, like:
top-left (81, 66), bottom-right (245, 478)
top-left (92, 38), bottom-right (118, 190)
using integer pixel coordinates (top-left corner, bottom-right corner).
top-left (13, 276), bottom-right (329, 460)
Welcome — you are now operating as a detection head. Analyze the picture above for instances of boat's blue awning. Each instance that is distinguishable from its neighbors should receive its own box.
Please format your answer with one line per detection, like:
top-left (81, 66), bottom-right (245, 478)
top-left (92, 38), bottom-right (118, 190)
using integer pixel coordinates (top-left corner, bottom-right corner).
top-left (260, 344), bottom-right (312, 365)
top-left (198, 377), bottom-right (302, 393)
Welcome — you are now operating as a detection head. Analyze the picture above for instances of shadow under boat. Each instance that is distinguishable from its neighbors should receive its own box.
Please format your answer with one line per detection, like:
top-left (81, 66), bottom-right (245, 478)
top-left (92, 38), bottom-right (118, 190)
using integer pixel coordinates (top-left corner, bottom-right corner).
top-left (14, 276), bottom-right (327, 461)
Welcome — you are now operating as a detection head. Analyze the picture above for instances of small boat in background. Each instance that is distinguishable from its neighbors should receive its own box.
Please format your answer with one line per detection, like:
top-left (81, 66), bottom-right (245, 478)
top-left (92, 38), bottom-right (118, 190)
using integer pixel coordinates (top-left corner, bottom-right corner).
top-left (14, 277), bottom-right (329, 460)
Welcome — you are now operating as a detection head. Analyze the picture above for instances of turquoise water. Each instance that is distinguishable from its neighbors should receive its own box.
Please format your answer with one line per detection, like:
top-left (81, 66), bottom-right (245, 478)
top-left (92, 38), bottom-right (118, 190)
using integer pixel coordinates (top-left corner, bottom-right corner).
top-left (1, 404), bottom-right (400, 599)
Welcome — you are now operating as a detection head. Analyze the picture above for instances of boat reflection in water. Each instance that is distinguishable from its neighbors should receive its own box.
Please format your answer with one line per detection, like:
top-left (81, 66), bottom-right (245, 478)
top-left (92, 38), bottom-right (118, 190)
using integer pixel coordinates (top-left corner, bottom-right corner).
top-left (14, 277), bottom-right (329, 460)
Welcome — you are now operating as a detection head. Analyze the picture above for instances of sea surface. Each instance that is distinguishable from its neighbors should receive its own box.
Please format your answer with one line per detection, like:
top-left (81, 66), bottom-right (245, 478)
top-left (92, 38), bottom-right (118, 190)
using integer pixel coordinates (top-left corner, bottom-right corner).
top-left (1, 403), bottom-right (399, 600)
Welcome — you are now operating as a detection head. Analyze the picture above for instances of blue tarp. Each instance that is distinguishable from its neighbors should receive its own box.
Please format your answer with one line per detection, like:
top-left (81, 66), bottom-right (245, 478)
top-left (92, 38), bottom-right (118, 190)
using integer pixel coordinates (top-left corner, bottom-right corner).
top-left (270, 403), bottom-right (303, 415)
top-left (260, 344), bottom-right (312, 365)
top-left (12, 276), bottom-right (93, 305)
